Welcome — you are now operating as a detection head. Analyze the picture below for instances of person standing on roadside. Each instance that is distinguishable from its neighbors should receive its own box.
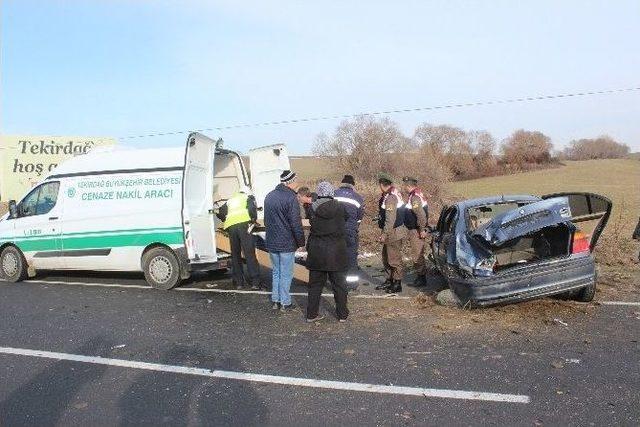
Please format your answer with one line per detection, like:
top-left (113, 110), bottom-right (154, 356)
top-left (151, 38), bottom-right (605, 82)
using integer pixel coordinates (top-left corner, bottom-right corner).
top-left (375, 173), bottom-right (407, 294)
top-left (401, 176), bottom-right (429, 287)
top-left (264, 170), bottom-right (305, 311)
top-left (334, 174), bottom-right (365, 290)
top-left (297, 186), bottom-right (317, 220)
top-left (305, 182), bottom-right (349, 323)
top-left (216, 186), bottom-right (261, 289)
top-left (633, 217), bottom-right (640, 261)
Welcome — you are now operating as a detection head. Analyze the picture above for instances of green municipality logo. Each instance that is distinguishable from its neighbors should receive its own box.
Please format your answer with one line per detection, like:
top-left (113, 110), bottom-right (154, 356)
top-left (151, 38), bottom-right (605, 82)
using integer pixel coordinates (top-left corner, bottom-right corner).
top-left (67, 187), bottom-right (76, 198)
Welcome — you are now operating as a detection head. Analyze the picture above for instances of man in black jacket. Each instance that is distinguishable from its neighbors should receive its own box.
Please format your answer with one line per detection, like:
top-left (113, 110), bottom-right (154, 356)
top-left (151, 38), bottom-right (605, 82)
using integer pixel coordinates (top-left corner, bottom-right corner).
top-left (305, 181), bottom-right (349, 322)
top-left (264, 170), bottom-right (305, 311)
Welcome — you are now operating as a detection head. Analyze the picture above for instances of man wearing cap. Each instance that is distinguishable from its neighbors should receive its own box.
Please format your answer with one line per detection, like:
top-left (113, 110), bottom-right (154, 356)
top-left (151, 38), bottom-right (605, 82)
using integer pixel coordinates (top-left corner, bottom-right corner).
top-left (402, 176), bottom-right (429, 287)
top-left (264, 170), bottom-right (305, 311)
top-left (216, 187), bottom-right (261, 289)
top-left (334, 174), bottom-right (365, 290)
top-left (305, 181), bottom-right (350, 322)
top-left (375, 173), bottom-right (407, 294)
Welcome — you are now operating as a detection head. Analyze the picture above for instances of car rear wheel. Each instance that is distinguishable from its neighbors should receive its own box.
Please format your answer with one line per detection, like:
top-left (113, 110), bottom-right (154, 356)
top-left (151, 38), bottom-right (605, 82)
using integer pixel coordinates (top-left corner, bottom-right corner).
top-left (0, 246), bottom-right (28, 282)
top-left (574, 280), bottom-right (596, 302)
top-left (142, 247), bottom-right (181, 290)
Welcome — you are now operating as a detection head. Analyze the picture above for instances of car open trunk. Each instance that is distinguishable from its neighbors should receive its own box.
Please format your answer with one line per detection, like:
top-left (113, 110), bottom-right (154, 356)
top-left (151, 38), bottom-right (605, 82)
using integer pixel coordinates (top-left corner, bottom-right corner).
top-left (489, 223), bottom-right (572, 272)
top-left (471, 193), bottom-right (612, 275)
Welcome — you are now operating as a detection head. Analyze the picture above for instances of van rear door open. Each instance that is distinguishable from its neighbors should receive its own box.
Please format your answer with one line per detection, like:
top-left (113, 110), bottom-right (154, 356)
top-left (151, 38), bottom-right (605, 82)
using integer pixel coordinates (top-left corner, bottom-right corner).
top-left (248, 144), bottom-right (290, 216)
top-left (182, 133), bottom-right (217, 263)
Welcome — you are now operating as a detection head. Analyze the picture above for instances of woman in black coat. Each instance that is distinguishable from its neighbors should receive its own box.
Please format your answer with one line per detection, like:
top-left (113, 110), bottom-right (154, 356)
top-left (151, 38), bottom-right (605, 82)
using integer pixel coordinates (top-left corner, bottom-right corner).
top-left (305, 182), bottom-right (350, 322)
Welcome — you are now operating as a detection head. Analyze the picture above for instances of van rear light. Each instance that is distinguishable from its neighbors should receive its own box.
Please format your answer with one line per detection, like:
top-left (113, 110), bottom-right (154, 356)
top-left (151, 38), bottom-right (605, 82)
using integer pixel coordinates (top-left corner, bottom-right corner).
top-left (571, 231), bottom-right (590, 254)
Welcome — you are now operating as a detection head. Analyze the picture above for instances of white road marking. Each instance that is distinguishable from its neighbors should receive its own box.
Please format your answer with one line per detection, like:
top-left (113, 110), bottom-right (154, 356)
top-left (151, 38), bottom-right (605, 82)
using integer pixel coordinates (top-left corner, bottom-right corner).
top-left (0, 346), bottom-right (530, 404)
top-left (600, 301), bottom-right (640, 307)
top-left (4, 279), bottom-right (412, 300)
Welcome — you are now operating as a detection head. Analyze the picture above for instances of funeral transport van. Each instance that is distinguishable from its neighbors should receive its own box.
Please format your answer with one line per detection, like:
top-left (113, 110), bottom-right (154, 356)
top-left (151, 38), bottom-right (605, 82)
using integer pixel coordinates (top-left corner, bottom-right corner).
top-left (0, 132), bottom-right (290, 289)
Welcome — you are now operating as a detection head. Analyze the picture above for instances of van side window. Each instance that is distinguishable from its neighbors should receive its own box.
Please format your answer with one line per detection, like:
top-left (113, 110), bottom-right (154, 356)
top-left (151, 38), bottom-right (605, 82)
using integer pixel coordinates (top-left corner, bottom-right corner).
top-left (19, 182), bottom-right (60, 217)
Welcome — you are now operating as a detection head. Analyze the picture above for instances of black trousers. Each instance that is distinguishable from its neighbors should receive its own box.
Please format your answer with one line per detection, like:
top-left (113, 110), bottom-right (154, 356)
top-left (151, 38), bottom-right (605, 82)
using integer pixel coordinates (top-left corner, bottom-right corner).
top-left (307, 270), bottom-right (349, 320)
top-left (227, 222), bottom-right (260, 286)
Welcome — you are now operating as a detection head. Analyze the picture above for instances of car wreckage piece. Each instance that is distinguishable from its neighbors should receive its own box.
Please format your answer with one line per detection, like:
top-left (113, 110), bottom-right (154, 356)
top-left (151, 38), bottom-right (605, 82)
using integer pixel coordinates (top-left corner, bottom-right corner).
top-left (430, 193), bottom-right (612, 307)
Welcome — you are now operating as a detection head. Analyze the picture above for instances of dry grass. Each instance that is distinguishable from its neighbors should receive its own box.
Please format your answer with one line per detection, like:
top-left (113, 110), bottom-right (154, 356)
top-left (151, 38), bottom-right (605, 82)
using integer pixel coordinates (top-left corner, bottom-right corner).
top-left (0, 202), bottom-right (7, 216)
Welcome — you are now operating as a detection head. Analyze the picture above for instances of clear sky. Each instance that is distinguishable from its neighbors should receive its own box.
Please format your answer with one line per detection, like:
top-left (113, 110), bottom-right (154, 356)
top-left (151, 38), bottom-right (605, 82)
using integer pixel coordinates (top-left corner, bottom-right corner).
top-left (1, 0), bottom-right (639, 154)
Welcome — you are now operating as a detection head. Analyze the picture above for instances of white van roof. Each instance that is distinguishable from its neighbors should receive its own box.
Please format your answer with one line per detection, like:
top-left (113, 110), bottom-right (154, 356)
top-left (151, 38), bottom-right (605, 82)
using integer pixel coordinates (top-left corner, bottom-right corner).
top-left (47, 146), bottom-right (185, 178)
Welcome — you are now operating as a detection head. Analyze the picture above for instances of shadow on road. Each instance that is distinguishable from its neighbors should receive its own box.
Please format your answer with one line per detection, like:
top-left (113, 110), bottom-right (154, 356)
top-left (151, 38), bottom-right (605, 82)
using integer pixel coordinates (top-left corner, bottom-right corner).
top-left (118, 345), bottom-right (269, 426)
top-left (0, 336), bottom-right (114, 426)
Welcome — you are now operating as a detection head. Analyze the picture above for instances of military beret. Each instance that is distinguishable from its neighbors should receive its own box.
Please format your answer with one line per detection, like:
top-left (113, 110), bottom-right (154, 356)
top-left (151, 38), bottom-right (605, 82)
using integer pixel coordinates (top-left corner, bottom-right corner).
top-left (377, 172), bottom-right (393, 184)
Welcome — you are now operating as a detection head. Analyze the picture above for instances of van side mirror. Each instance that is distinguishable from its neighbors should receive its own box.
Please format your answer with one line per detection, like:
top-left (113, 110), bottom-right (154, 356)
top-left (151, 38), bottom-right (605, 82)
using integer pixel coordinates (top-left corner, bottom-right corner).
top-left (8, 200), bottom-right (18, 218)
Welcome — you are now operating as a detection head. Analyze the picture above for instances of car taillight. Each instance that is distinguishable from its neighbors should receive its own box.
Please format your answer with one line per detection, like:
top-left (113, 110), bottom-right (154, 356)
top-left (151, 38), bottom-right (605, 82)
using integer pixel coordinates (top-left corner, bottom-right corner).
top-left (572, 231), bottom-right (590, 254)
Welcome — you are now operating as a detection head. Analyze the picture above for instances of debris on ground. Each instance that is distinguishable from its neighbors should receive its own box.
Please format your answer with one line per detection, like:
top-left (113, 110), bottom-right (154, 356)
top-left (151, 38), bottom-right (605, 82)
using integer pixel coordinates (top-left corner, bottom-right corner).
top-left (553, 318), bottom-right (569, 326)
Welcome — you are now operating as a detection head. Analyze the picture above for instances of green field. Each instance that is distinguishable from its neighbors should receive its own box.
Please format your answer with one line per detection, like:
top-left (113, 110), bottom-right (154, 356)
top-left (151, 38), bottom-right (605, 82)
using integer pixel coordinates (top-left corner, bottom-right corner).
top-left (453, 159), bottom-right (640, 234)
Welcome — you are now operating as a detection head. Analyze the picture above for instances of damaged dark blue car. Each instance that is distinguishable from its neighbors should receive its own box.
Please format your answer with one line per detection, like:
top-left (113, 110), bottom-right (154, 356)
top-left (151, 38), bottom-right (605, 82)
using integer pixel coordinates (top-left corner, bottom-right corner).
top-left (430, 193), bottom-right (612, 307)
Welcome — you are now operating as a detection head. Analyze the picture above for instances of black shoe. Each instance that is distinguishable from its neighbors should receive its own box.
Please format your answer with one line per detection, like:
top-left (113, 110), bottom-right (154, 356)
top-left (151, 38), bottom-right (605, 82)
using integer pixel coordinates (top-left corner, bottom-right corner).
top-left (375, 279), bottom-right (392, 291)
top-left (272, 302), bottom-right (281, 310)
top-left (385, 280), bottom-right (402, 294)
top-left (280, 303), bottom-right (297, 312)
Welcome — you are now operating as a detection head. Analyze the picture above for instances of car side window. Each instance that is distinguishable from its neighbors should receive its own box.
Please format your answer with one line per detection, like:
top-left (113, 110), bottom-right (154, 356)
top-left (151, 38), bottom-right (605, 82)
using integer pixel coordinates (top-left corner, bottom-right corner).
top-left (19, 182), bottom-right (60, 217)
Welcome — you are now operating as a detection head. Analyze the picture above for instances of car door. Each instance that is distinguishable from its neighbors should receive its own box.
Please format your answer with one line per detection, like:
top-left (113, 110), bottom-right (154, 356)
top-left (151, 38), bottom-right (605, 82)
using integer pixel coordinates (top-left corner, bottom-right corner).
top-left (248, 144), bottom-right (290, 218)
top-left (541, 192), bottom-right (612, 251)
top-left (439, 206), bottom-right (458, 267)
top-left (432, 206), bottom-right (457, 269)
top-left (430, 205), bottom-right (448, 267)
top-left (12, 181), bottom-right (64, 269)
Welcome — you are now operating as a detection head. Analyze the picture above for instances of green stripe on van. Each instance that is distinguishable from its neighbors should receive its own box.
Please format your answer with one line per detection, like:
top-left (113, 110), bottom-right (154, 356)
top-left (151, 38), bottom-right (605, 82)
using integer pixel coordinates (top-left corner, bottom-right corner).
top-left (14, 226), bottom-right (183, 241)
top-left (13, 230), bottom-right (184, 252)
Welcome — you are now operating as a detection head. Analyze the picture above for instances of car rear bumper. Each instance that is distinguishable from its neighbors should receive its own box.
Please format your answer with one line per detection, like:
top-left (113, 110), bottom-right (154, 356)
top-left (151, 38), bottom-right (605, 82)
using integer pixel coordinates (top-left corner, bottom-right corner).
top-left (448, 255), bottom-right (595, 307)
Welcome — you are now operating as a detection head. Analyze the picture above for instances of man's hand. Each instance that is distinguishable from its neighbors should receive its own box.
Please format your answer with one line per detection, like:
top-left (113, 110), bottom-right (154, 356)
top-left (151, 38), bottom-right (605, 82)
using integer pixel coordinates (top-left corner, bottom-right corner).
top-left (419, 230), bottom-right (428, 239)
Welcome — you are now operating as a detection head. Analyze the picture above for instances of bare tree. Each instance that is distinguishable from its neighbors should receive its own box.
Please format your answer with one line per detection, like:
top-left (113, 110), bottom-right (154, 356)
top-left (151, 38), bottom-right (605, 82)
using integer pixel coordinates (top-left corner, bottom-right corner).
top-left (501, 129), bottom-right (553, 167)
top-left (313, 115), bottom-right (412, 179)
top-left (563, 135), bottom-right (630, 160)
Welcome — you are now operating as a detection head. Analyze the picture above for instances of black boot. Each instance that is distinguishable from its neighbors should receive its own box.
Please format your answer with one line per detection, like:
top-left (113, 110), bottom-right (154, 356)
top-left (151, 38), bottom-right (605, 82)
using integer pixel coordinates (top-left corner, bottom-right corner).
top-left (412, 275), bottom-right (427, 287)
top-left (375, 279), bottom-right (392, 290)
top-left (385, 280), bottom-right (402, 294)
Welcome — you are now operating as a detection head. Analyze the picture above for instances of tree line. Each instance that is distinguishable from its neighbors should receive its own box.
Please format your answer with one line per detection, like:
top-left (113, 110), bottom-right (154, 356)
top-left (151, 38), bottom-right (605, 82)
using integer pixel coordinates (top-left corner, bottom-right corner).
top-left (313, 116), bottom-right (630, 186)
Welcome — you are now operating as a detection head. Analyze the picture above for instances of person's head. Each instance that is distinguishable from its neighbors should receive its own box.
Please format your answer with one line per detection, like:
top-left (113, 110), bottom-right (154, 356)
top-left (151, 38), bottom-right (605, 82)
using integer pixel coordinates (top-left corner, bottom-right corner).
top-left (378, 173), bottom-right (393, 192)
top-left (316, 181), bottom-right (335, 198)
top-left (280, 170), bottom-right (299, 191)
top-left (401, 176), bottom-right (418, 193)
top-left (297, 186), bottom-right (313, 204)
top-left (341, 174), bottom-right (356, 187)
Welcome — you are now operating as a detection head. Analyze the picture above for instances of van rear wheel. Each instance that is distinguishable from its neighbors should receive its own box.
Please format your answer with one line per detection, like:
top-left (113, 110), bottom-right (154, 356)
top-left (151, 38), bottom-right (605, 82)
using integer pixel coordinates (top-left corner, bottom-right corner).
top-left (1, 246), bottom-right (28, 282)
top-left (142, 247), bottom-right (181, 290)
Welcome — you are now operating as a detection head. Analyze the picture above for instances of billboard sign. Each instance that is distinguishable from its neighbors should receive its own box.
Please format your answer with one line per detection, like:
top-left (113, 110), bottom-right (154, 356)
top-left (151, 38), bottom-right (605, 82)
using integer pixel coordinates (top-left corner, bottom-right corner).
top-left (0, 135), bottom-right (117, 201)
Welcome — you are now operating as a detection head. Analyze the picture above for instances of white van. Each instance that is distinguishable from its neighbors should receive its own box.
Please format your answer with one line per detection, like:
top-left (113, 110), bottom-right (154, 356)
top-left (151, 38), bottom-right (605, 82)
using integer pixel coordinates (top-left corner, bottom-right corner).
top-left (0, 133), bottom-right (290, 289)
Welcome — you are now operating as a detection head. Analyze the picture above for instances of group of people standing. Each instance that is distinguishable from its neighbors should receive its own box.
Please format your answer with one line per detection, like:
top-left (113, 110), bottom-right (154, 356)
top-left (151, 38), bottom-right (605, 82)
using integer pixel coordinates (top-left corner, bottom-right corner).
top-left (217, 169), bottom-right (429, 323)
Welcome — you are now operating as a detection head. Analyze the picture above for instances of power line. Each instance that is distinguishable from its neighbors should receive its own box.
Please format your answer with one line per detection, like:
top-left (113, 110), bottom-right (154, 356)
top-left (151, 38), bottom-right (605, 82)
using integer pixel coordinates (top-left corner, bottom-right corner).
top-left (119, 86), bottom-right (640, 140)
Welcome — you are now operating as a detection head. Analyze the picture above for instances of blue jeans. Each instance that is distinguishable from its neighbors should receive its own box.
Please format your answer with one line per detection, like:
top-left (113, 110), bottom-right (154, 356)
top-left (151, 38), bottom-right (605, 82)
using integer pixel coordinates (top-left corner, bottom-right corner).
top-left (269, 251), bottom-right (295, 306)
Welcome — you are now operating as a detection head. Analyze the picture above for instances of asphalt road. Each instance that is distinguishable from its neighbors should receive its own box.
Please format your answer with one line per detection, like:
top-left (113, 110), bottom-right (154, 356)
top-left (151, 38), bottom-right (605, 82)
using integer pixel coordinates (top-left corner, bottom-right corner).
top-left (0, 271), bottom-right (638, 426)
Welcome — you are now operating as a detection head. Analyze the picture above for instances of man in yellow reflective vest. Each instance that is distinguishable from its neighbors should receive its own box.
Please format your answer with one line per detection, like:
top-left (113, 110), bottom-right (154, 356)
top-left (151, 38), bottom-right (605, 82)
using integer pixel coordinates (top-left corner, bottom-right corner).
top-left (217, 187), bottom-right (261, 289)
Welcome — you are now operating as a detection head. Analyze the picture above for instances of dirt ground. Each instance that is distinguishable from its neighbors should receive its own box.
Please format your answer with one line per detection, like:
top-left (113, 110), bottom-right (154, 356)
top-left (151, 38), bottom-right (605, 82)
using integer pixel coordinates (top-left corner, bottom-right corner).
top-left (351, 251), bottom-right (640, 336)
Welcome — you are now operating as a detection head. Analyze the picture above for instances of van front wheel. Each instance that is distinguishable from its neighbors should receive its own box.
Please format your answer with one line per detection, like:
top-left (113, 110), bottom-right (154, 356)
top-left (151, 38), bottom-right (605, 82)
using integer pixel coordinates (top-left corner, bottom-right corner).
top-left (142, 247), bottom-right (181, 290)
top-left (1, 246), bottom-right (28, 282)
